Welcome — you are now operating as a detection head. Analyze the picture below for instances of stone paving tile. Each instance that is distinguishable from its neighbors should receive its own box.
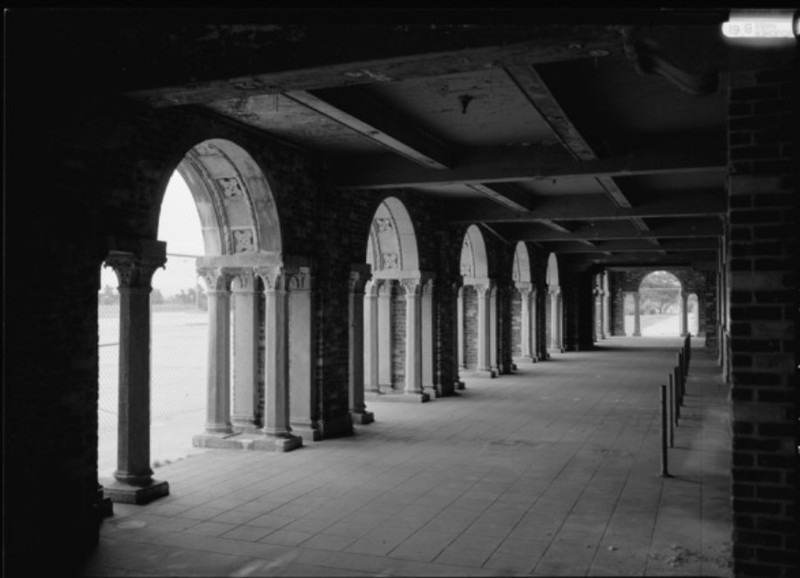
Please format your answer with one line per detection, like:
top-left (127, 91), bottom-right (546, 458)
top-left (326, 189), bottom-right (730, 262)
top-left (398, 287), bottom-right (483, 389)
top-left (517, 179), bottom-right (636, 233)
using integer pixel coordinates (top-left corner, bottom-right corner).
top-left (82, 338), bottom-right (732, 577)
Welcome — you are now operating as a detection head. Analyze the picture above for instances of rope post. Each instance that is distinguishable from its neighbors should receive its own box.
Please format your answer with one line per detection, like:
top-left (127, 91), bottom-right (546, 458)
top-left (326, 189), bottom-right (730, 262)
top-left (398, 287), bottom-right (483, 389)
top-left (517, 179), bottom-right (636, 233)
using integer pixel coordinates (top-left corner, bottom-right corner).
top-left (660, 384), bottom-right (671, 478)
top-left (668, 376), bottom-right (675, 447)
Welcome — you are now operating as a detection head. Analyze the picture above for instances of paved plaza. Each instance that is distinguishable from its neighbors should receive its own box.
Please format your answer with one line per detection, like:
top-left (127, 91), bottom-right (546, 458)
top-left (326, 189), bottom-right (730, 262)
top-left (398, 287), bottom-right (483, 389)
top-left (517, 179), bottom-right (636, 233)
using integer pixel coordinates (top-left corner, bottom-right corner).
top-left (83, 337), bottom-right (732, 577)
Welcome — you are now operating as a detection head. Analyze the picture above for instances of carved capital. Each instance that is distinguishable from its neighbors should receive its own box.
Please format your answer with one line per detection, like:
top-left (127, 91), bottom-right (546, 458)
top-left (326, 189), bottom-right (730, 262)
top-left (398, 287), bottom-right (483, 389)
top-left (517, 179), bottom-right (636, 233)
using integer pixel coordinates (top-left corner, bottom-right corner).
top-left (198, 267), bottom-right (230, 293)
top-left (400, 278), bottom-right (422, 296)
top-left (349, 269), bottom-right (370, 294)
top-left (377, 279), bottom-right (393, 297)
top-left (287, 267), bottom-right (313, 292)
top-left (517, 285), bottom-right (532, 298)
top-left (364, 278), bottom-right (381, 297)
top-left (105, 251), bottom-right (165, 290)
top-left (230, 269), bottom-right (257, 293)
top-left (255, 266), bottom-right (286, 292)
top-left (421, 279), bottom-right (434, 296)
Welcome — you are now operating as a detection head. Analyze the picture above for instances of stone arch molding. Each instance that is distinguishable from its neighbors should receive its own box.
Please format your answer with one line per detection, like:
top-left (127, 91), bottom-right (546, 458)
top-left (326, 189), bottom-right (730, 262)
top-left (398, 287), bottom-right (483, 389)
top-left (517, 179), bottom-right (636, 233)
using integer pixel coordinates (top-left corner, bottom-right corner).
top-left (173, 138), bottom-right (283, 257)
top-left (460, 224), bottom-right (489, 283)
top-left (366, 197), bottom-right (420, 278)
top-left (512, 242), bottom-right (532, 286)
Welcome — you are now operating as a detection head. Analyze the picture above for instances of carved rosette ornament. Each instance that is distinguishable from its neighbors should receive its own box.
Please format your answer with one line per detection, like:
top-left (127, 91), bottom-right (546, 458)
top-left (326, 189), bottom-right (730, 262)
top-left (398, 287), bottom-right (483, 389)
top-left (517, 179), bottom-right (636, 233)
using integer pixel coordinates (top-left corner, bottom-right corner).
top-left (105, 251), bottom-right (165, 291)
top-left (375, 218), bottom-right (393, 233)
top-left (216, 176), bottom-right (245, 199)
top-left (231, 229), bottom-right (256, 253)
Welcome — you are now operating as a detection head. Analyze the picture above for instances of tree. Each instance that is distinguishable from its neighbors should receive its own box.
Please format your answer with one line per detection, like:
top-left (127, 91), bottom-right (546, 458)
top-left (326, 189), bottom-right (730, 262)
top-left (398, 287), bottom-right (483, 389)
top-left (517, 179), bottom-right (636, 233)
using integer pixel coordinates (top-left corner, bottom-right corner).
top-left (640, 271), bottom-right (680, 315)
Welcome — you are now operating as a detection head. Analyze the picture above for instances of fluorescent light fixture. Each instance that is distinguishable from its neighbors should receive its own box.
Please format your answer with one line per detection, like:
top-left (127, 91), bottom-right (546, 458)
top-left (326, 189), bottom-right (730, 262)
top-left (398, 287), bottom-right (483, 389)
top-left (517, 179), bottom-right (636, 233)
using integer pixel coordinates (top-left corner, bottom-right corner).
top-left (722, 10), bottom-right (798, 39)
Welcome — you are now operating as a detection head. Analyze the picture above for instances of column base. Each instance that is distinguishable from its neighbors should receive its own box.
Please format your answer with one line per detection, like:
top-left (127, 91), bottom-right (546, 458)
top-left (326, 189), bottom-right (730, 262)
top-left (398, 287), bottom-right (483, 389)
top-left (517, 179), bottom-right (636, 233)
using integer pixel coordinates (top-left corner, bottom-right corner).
top-left (291, 423), bottom-right (322, 443)
top-left (352, 410), bottom-right (375, 425)
top-left (192, 431), bottom-right (237, 448)
top-left (101, 478), bottom-right (169, 505)
top-left (232, 421), bottom-right (262, 434)
top-left (463, 368), bottom-right (496, 378)
top-left (319, 414), bottom-right (354, 439)
top-left (425, 385), bottom-right (441, 398)
top-left (455, 380), bottom-right (466, 390)
top-left (253, 434), bottom-right (303, 452)
top-left (368, 390), bottom-right (430, 403)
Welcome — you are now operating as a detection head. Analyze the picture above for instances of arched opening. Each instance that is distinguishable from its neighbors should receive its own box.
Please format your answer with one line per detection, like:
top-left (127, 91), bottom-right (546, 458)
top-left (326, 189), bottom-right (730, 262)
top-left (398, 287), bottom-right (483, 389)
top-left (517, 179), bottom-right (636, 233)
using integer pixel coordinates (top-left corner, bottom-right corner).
top-left (457, 225), bottom-right (496, 377)
top-left (511, 242), bottom-right (536, 363)
top-left (545, 253), bottom-right (563, 354)
top-left (637, 270), bottom-right (682, 336)
top-left (361, 197), bottom-right (431, 403)
top-left (99, 139), bottom-right (292, 503)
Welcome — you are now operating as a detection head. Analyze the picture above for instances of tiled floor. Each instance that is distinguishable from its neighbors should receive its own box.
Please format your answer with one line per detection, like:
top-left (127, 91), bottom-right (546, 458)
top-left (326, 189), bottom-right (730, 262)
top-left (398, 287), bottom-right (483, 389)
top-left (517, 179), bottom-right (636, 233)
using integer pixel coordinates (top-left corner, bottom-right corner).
top-left (81, 337), bottom-right (732, 577)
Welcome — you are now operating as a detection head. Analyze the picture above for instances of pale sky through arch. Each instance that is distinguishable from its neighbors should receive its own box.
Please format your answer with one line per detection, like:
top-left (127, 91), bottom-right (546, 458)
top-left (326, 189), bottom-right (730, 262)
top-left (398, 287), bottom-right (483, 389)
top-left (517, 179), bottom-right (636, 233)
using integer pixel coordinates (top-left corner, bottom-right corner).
top-left (100, 172), bottom-right (204, 296)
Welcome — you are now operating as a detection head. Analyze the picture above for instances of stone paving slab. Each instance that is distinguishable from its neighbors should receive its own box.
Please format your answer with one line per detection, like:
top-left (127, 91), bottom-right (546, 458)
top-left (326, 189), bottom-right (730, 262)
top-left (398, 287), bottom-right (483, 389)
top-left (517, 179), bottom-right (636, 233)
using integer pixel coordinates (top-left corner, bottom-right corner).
top-left (81, 337), bottom-right (732, 577)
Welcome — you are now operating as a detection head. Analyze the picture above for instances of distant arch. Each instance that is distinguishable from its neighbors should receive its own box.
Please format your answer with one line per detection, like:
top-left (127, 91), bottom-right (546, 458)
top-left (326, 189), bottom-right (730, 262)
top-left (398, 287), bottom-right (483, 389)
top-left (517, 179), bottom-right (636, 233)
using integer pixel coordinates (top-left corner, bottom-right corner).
top-left (546, 253), bottom-right (559, 288)
top-left (460, 225), bottom-right (489, 280)
top-left (366, 197), bottom-right (420, 277)
top-left (512, 242), bottom-right (532, 285)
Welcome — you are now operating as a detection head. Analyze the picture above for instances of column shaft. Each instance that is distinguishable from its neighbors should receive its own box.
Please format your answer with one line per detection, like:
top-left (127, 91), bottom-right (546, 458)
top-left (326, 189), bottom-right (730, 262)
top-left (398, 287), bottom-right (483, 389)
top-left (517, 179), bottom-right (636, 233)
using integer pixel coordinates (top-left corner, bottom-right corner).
top-left (288, 268), bottom-right (318, 441)
top-left (363, 282), bottom-right (380, 393)
top-left (350, 271), bottom-right (374, 423)
top-left (633, 291), bottom-right (642, 336)
top-left (231, 274), bottom-right (259, 431)
top-left (489, 285), bottom-right (499, 374)
top-left (457, 287), bottom-right (466, 368)
top-left (205, 285), bottom-right (232, 433)
top-left (680, 292), bottom-right (689, 336)
top-left (477, 284), bottom-right (492, 372)
top-left (421, 280), bottom-right (435, 394)
top-left (377, 281), bottom-right (393, 388)
top-left (263, 273), bottom-right (290, 437)
top-left (519, 286), bottom-right (532, 359)
top-left (403, 280), bottom-right (423, 394)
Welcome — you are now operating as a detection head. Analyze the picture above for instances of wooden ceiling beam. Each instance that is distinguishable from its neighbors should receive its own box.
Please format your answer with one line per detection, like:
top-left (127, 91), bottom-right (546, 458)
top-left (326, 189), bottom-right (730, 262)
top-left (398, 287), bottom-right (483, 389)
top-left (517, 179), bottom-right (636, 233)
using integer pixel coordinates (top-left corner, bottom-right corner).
top-left (466, 183), bottom-right (535, 212)
top-left (538, 238), bottom-right (718, 253)
top-left (333, 142), bottom-right (724, 189)
top-left (284, 87), bottom-right (456, 169)
top-left (493, 219), bottom-right (723, 241)
top-left (448, 191), bottom-right (726, 223)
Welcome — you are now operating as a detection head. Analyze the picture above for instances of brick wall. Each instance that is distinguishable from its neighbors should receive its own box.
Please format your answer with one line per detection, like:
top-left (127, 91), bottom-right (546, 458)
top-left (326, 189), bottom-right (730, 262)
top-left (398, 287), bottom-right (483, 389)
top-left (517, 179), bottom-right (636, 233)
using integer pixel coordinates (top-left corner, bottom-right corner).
top-left (463, 286), bottom-right (479, 368)
top-left (727, 66), bottom-right (797, 578)
top-left (391, 283), bottom-right (407, 388)
top-left (511, 290), bottom-right (522, 357)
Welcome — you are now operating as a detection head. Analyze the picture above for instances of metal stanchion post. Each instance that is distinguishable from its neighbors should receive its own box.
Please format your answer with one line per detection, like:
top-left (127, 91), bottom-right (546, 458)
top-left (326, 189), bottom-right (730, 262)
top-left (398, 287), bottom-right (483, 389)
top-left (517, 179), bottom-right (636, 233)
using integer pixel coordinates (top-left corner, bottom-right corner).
top-left (668, 377), bottom-right (675, 447)
top-left (660, 384), bottom-right (671, 478)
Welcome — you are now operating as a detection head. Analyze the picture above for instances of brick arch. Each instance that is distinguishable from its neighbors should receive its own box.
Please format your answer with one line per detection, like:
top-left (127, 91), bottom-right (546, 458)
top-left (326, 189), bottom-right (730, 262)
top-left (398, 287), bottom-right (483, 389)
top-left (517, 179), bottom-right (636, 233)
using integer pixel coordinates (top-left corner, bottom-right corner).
top-left (163, 138), bottom-right (282, 256)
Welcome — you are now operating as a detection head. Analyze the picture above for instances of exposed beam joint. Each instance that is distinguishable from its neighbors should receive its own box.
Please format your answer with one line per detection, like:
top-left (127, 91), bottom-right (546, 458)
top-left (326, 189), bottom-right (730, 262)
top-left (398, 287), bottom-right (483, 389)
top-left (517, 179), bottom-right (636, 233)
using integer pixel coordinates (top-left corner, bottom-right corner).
top-left (492, 220), bottom-right (724, 241)
top-left (284, 88), bottom-right (455, 169)
top-left (466, 183), bottom-right (534, 212)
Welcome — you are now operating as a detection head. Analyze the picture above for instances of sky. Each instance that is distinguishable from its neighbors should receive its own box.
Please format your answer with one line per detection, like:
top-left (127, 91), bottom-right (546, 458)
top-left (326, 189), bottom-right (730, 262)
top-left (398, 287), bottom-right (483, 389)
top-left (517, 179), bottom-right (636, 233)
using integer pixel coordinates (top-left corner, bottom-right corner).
top-left (100, 172), bottom-right (205, 296)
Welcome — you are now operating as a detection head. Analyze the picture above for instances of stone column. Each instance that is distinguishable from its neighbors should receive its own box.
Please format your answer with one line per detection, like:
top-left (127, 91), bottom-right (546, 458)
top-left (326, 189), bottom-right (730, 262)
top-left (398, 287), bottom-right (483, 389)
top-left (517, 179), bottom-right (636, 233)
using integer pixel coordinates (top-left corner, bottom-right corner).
top-left (230, 270), bottom-right (259, 432)
top-left (680, 291), bottom-right (689, 336)
top-left (255, 267), bottom-right (301, 452)
top-left (350, 269), bottom-right (374, 424)
top-left (377, 279), bottom-right (393, 389)
top-left (601, 272), bottom-right (610, 339)
top-left (457, 285), bottom-right (466, 369)
top-left (549, 286), bottom-right (561, 351)
top-left (401, 279), bottom-right (430, 401)
top-left (198, 268), bottom-right (233, 435)
top-left (489, 284), bottom-right (499, 375)
top-left (633, 291), bottom-right (642, 337)
top-left (530, 288), bottom-right (538, 361)
top-left (102, 247), bottom-right (169, 504)
top-left (363, 280), bottom-right (380, 393)
top-left (421, 279), bottom-right (436, 397)
top-left (592, 288), bottom-right (601, 342)
top-left (287, 267), bottom-right (319, 442)
top-left (475, 282), bottom-right (494, 376)
top-left (453, 282), bottom-right (465, 390)
top-left (518, 284), bottom-right (533, 360)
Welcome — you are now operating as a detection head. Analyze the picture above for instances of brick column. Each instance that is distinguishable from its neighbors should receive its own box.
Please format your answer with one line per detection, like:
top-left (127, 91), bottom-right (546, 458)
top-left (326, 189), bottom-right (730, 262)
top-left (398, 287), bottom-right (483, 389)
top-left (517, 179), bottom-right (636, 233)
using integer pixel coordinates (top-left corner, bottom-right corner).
top-left (230, 270), bottom-right (259, 432)
top-left (102, 246), bottom-right (169, 504)
top-left (350, 268), bottom-right (374, 424)
top-left (728, 65), bottom-right (796, 577)
top-left (363, 279), bottom-right (380, 394)
top-left (255, 267), bottom-right (301, 452)
top-left (633, 291), bottom-right (642, 336)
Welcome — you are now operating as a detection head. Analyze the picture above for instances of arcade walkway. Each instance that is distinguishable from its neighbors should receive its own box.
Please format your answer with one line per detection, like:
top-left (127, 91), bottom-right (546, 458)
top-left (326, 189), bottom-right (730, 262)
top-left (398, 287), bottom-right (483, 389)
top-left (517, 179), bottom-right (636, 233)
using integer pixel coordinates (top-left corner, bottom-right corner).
top-left (81, 338), bottom-right (732, 577)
